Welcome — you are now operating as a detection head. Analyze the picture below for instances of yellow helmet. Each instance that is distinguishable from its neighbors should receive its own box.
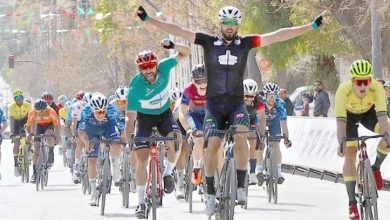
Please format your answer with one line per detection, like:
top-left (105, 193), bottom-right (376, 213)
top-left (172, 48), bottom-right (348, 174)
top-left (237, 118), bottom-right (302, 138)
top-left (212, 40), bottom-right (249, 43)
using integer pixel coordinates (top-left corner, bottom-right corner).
top-left (12, 88), bottom-right (24, 98)
top-left (350, 59), bottom-right (373, 79)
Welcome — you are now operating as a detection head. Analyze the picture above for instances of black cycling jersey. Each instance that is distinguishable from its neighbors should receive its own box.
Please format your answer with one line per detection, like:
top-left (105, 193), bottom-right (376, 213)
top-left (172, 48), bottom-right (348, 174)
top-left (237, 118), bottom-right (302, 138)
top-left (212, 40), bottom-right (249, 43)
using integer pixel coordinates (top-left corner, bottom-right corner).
top-left (194, 33), bottom-right (261, 99)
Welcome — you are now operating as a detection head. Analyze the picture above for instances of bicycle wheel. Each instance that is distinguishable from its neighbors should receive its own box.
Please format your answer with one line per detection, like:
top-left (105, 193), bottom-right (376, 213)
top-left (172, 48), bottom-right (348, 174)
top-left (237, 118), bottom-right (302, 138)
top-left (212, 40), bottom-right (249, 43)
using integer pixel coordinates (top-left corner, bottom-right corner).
top-left (101, 157), bottom-right (110, 215)
top-left (24, 144), bottom-right (30, 183)
top-left (270, 149), bottom-right (278, 204)
top-left (44, 167), bottom-right (49, 186)
top-left (186, 154), bottom-right (194, 213)
top-left (121, 152), bottom-right (130, 208)
top-left (151, 159), bottom-right (158, 220)
top-left (242, 174), bottom-right (249, 209)
top-left (265, 149), bottom-right (272, 203)
top-left (35, 166), bottom-right (40, 191)
top-left (226, 158), bottom-right (237, 220)
top-left (363, 160), bottom-right (378, 220)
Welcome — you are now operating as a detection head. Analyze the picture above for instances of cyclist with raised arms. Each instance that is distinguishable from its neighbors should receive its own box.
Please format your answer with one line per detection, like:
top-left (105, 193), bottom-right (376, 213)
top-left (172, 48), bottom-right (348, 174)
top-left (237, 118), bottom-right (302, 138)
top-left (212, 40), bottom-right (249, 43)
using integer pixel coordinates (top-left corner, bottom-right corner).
top-left (335, 60), bottom-right (390, 219)
top-left (125, 38), bottom-right (190, 218)
top-left (136, 5), bottom-right (324, 216)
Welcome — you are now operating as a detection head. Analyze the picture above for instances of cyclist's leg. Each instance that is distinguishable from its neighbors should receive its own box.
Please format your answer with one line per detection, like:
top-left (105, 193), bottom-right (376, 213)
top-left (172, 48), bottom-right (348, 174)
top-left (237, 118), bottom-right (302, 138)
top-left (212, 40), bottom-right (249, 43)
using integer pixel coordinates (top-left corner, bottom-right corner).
top-left (344, 112), bottom-right (360, 207)
top-left (12, 120), bottom-right (22, 175)
top-left (192, 113), bottom-right (205, 169)
top-left (134, 117), bottom-right (152, 215)
top-left (268, 117), bottom-right (282, 177)
top-left (32, 125), bottom-right (44, 181)
top-left (362, 108), bottom-right (388, 190)
top-left (43, 124), bottom-right (55, 166)
top-left (74, 121), bottom-right (84, 173)
top-left (174, 119), bottom-right (188, 198)
top-left (85, 129), bottom-right (99, 205)
top-left (102, 121), bottom-right (122, 185)
top-left (158, 110), bottom-right (182, 194)
top-left (248, 116), bottom-right (259, 184)
top-left (230, 103), bottom-right (250, 196)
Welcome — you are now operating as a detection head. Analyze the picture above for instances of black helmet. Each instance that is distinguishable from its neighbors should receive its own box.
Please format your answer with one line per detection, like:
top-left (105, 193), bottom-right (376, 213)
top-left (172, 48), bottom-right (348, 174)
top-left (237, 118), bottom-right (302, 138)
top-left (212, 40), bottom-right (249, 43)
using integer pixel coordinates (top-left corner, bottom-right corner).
top-left (34, 99), bottom-right (48, 111)
top-left (191, 64), bottom-right (207, 79)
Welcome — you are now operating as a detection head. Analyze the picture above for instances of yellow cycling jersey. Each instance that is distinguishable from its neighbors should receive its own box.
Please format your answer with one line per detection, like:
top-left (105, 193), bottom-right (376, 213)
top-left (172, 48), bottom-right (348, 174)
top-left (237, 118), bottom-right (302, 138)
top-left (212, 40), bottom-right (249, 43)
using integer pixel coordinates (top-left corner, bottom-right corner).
top-left (59, 107), bottom-right (67, 120)
top-left (335, 79), bottom-right (386, 119)
top-left (7, 102), bottom-right (32, 120)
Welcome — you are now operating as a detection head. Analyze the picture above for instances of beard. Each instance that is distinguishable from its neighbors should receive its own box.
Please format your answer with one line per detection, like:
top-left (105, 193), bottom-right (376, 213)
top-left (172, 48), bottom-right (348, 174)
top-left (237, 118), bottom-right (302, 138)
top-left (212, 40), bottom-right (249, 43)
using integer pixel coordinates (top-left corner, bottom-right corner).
top-left (221, 29), bottom-right (237, 41)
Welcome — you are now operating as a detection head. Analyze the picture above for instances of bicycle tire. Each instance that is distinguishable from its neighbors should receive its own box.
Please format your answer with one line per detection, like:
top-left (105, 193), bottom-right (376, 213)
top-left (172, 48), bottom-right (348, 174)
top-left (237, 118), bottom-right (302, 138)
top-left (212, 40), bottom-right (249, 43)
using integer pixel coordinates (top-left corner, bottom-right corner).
top-left (151, 159), bottom-right (157, 220)
top-left (44, 167), bottom-right (49, 186)
top-left (122, 152), bottom-right (130, 208)
top-left (242, 174), bottom-right (249, 209)
top-left (24, 144), bottom-right (30, 183)
top-left (186, 154), bottom-right (194, 213)
top-left (228, 158), bottom-right (237, 220)
top-left (270, 149), bottom-right (278, 204)
top-left (265, 149), bottom-right (272, 203)
top-left (101, 157), bottom-right (110, 215)
top-left (363, 160), bottom-right (378, 220)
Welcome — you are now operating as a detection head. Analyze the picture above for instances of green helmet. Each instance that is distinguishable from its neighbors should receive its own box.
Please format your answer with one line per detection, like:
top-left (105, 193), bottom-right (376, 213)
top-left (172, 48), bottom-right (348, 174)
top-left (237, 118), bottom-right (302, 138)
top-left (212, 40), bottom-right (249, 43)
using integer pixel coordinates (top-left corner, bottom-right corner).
top-left (12, 89), bottom-right (24, 98)
top-left (350, 59), bottom-right (373, 79)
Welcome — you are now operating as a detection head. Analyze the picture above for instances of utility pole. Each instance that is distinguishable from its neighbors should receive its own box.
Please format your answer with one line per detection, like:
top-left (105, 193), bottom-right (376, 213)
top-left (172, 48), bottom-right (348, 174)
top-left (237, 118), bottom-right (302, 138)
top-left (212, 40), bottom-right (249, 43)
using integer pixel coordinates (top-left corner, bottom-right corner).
top-left (371, 0), bottom-right (382, 78)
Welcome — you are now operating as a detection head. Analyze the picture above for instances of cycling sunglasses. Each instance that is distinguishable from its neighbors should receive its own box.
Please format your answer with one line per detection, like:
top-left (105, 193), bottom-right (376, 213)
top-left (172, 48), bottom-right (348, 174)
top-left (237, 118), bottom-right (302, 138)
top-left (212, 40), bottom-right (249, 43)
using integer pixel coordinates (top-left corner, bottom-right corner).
top-left (139, 62), bottom-right (157, 70)
top-left (266, 94), bottom-right (278, 99)
top-left (244, 95), bottom-right (255, 99)
top-left (94, 109), bottom-right (106, 116)
top-left (221, 19), bottom-right (239, 26)
top-left (354, 79), bottom-right (371, 87)
top-left (14, 96), bottom-right (24, 102)
top-left (194, 79), bottom-right (207, 85)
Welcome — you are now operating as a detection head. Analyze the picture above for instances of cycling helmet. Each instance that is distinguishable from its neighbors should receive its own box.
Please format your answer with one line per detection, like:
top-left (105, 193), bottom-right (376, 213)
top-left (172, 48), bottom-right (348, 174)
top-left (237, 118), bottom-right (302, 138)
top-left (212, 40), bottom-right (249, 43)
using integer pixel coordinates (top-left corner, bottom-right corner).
top-left (218, 6), bottom-right (242, 23)
top-left (83, 92), bottom-right (93, 104)
top-left (57, 95), bottom-right (67, 104)
top-left (34, 99), bottom-right (48, 111)
top-left (170, 88), bottom-right (182, 101)
top-left (135, 50), bottom-right (158, 65)
top-left (76, 90), bottom-right (85, 101)
top-left (12, 89), bottom-right (24, 98)
top-left (90, 93), bottom-right (108, 111)
top-left (191, 64), bottom-right (207, 79)
top-left (115, 86), bottom-right (128, 100)
top-left (350, 59), bottom-right (373, 79)
top-left (243, 79), bottom-right (258, 95)
top-left (41, 92), bottom-right (54, 102)
top-left (263, 82), bottom-right (280, 94)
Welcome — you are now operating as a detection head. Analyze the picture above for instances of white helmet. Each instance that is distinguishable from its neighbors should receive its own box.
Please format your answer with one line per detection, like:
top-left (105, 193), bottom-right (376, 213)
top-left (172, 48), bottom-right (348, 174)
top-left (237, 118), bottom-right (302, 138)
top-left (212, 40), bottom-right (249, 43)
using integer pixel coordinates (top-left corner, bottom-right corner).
top-left (218, 6), bottom-right (242, 23)
top-left (57, 95), bottom-right (67, 104)
top-left (263, 82), bottom-right (280, 94)
top-left (170, 88), bottom-right (182, 101)
top-left (243, 79), bottom-right (258, 95)
top-left (90, 93), bottom-right (108, 110)
top-left (115, 86), bottom-right (128, 100)
top-left (83, 92), bottom-right (93, 105)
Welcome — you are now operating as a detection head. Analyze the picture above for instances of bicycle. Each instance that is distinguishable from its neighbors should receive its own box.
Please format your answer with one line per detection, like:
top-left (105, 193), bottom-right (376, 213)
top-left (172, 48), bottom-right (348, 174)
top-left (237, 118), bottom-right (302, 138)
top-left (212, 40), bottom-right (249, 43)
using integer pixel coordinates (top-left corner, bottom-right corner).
top-left (35, 134), bottom-right (55, 191)
top-left (204, 125), bottom-right (260, 220)
top-left (263, 133), bottom-right (284, 204)
top-left (15, 132), bottom-right (31, 183)
top-left (90, 139), bottom-right (121, 216)
top-left (120, 138), bottom-right (132, 208)
top-left (132, 127), bottom-right (179, 220)
top-left (80, 149), bottom-right (91, 195)
top-left (185, 132), bottom-right (204, 213)
top-left (64, 135), bottom-right (76, 172)
top-left (342, 134), bottom-right (388, 220)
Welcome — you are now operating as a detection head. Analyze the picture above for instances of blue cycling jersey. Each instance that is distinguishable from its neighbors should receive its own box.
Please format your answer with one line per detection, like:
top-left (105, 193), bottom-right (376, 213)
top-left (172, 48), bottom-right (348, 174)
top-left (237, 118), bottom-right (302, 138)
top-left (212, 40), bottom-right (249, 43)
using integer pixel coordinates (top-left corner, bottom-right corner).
top-left (78, 104), bottom-right (124, 131)
top-left (0, 109), bottom-right (7, 123)
top-left (264, 97), bottom-right (287, 121)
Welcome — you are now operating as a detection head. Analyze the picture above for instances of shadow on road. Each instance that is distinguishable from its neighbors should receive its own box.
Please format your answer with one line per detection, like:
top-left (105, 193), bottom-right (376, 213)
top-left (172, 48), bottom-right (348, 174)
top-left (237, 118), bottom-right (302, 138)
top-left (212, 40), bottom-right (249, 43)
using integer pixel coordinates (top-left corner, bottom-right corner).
top-left (277, 202), bottom-right (315, 207)
top-left (246, 207), bottom-right (295, 212)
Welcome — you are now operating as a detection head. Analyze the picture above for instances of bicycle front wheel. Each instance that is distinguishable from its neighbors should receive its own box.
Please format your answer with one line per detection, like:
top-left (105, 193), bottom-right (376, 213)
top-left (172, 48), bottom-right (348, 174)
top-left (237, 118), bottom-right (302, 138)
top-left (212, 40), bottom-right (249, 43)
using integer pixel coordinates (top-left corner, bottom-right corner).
top-left (186, 154), bottom-right (194, 213)
top-left (151, 159), bottom-right (158, 220)
top-left (101, 157), bottom-right (110, 216)
top-left (121, 152), bottom-right (130, 208)
top-left (363, 160), bottom-right (378, 220)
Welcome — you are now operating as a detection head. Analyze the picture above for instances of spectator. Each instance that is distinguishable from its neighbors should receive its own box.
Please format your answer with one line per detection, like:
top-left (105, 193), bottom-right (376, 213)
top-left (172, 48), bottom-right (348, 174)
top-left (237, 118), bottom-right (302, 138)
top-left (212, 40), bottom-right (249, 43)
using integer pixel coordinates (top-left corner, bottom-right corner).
top-left (313, 79), bottom-right (330, 117)
top-left (376, 79), bottom-right (385, 86)
top-left (384, 81), bottom-right (390, 117)
top-left (278, 88), bottom-right (294, 116)
top-left (301, 93), bottom-right (310, 116)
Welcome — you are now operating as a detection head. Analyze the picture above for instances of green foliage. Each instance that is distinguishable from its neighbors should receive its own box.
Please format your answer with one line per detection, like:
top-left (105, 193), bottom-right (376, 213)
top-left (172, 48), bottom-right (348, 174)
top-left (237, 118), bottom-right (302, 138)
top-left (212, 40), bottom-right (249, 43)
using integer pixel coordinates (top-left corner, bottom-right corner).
top-left (241, 0), bottom-right (298, 70)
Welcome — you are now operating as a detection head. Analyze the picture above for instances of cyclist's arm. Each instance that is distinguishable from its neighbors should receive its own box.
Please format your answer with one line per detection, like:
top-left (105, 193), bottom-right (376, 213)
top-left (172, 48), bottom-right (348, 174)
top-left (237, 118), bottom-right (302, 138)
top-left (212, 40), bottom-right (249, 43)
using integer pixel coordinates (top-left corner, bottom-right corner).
top-left (26, 112), bottom-right (35, 134)
top-left (149, 17), bottom-right (196, 43)
top-left (170, 43), bottom-right (191, 62)
top-left (260, 24), bottom-right (312, 48)
top-left (71, 117), bottom-right (78, 136)
top-left (179, 103), bottom-right (190, 131)
top-left (9, 117), bottom-right (15, 133)
top-left (125, 111), bottom-right (136, 138)
top-left (256, 109), bottom-right (266, 136)
top-left (0, 121), bottom-right (8, 134)
top-left (78, 130), bottom-right (89, 147)
top-left (335, 86), bottom-right (347, 144)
